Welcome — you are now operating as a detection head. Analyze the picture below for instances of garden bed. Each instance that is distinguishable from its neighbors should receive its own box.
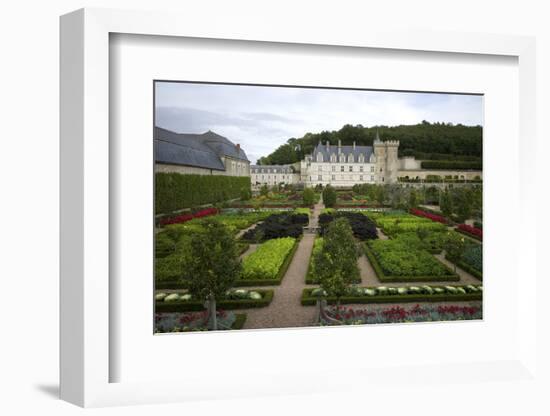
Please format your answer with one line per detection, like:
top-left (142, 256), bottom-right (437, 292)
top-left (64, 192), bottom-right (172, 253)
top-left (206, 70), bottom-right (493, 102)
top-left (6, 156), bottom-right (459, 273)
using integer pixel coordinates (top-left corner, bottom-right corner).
top-left (155, 312), bottom-right (247, 332)
top-left (364, 242), bottom-right (460, 282)
top-left (301, 284), bottom-right (482, 306)
top-left (456, 224), bottom-right (483, 241)
top-left (155, 289), bottom-right (274, 312)
top-left (305, 237), bottom-right (362, 284)
top-left (234, 237), bottom-right (299, 286)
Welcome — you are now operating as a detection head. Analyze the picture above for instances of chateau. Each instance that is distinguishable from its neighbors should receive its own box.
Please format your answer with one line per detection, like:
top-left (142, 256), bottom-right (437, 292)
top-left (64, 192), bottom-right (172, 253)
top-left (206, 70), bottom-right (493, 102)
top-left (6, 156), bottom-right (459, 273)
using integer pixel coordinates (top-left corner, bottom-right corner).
top-left (251, 133), bottom-right (482, 189)
top-left (154, 127), bottom-right (482, 189)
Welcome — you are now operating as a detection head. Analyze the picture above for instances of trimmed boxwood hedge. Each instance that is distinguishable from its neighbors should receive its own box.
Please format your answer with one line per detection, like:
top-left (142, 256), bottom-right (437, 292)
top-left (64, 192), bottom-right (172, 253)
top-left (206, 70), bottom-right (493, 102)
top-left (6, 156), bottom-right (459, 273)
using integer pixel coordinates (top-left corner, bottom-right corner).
top-left (156, 173), bottom-right (251, 214)
top-left (232, 313), bottom-right (247, 329)
top-left (364, 243), bottom-right (460, 282)
top-left (155, 290), bottom-right (274, 312)
top-left (234, 237), bottom-right (300, 286)
top-left (300, 287), bottom-right (482, 306)
top-left (420, 160), bottom-right (482, 170)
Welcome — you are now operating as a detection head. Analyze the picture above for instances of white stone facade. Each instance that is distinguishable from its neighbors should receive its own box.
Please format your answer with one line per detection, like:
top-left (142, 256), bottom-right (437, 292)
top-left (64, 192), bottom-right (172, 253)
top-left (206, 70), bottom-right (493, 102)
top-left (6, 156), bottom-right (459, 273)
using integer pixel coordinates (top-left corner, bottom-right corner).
top-left (298, 139), bottom-right (400, 187)
top-left (250, 165), bottom-right (300, 189)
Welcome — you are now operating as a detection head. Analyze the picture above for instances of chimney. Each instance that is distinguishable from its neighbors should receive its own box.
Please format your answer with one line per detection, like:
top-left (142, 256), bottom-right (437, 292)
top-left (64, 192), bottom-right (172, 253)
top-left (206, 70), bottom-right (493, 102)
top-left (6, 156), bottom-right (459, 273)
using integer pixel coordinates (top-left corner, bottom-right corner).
top-left (353, 141), bottom-right (356, 150)
top-left (326, 140), bottom-right (330, 150)
top-left (236, 143), bottom-right (240, 151)
top-left (338, 139), bottom-right (342, 148)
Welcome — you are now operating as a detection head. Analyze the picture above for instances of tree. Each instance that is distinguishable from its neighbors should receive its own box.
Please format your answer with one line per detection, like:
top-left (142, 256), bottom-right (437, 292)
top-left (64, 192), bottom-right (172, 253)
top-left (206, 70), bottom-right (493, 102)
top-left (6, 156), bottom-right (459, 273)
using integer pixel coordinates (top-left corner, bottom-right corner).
top-left (440, 188), bottom-right (453, 218)
top-left (443, 232), bottom-right (466, 272)
top-left (454, 188), bottom-right (473, 222)
top-left (322, 185), bottom-right (337, 207)
top-left (375, 185), bottom-right (386, 205)
top-left (314, 218), bottom-right (359, 304)
top-left (240, 187), bottom-right (251, 201)
top-left (183, 219), bottom-right (242, 330)
top-left (408, 188), bottom-right (418, 209)
top-left (302, 187), bottom-right (316, 206)
top-left (259, 184), bottom-right (269, 197)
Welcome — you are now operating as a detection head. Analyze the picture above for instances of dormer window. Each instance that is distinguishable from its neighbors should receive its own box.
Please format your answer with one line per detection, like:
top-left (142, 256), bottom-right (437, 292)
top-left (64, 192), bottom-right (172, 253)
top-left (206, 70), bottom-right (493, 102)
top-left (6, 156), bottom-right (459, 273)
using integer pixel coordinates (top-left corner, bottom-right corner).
top-left (330, 153), bottom-right (336, 163)
top-left (358, 154), bottom-right (364, 163)
top-left (339, 154), bottom-right (345, 163)
top-left (348, 154), bottom-right (354, 163)
top-left (316, 153), bottom-right (324, 162)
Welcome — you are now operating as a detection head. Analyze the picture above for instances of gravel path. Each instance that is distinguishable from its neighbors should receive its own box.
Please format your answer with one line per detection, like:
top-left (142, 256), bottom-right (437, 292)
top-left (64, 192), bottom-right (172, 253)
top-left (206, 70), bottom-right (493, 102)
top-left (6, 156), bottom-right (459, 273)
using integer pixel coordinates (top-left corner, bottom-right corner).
top-left (236, 221), bottom-right (263, 239)
top-left (239, 243), bottom-right (259, 260)
top-left (241, 198), bottom-right (324, 329)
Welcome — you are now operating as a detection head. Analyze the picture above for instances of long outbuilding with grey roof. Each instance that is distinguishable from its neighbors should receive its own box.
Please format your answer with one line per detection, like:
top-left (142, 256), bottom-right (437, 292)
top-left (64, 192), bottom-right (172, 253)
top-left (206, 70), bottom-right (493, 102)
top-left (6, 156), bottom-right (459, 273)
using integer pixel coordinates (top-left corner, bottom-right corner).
top-left (154, 127), bottom-right (250, 177)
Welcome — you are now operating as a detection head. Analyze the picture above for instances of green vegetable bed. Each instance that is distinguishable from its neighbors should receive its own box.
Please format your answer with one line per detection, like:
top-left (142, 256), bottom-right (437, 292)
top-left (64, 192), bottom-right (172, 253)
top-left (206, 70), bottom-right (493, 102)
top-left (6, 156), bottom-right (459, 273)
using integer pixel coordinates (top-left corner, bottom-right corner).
top-left (235, 237), bottom-right (299, 286)
top-left (365, 241), bottom-right (459, 282)
top-left (301, 284), bottom-right (482, 305)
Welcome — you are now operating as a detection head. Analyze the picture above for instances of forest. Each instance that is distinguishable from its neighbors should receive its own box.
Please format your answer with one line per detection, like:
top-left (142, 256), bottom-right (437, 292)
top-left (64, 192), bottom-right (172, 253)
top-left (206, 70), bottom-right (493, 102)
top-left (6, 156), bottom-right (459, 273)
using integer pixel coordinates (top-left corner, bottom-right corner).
top-left (256, 121), bottom-right (482, 166)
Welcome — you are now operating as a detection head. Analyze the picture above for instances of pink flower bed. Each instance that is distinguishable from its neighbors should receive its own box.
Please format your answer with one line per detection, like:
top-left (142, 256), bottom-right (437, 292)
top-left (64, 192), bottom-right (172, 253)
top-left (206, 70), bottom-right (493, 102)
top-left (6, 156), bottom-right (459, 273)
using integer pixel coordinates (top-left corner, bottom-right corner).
top-left (457, 223), bottom-right (483, 240)
top-left (410, 208), bottom-right (448, 224)
top-left (160, 207), bottom-right (219, 226)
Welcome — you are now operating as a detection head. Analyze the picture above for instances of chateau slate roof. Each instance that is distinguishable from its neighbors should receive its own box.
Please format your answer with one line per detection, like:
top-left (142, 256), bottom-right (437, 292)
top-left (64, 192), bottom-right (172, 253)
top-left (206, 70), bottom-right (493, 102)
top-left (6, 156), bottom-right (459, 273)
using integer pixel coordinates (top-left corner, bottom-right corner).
top-left (154, 127), bottom-right (248, 171)
top-left (312, 142), bottom-right (374, 161)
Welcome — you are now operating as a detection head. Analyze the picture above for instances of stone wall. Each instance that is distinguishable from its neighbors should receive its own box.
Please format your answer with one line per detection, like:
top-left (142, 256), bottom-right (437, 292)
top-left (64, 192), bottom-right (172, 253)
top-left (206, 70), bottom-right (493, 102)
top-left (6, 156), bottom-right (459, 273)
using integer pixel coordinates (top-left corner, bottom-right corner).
top-left (397, 169), bottom-right (483, 180)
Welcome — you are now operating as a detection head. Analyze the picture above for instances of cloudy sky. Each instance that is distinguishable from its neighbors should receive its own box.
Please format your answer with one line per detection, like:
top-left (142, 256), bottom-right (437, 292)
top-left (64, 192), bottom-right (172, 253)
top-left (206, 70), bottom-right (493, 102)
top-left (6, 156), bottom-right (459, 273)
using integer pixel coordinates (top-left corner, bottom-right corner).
top-left (155, 82), bottom-right (483, 164)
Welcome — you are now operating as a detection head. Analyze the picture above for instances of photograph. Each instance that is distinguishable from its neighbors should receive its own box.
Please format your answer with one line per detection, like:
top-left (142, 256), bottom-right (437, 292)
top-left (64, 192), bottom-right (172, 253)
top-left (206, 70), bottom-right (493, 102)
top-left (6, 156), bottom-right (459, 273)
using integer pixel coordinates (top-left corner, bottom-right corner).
top-left (153, 81), bottom-right (483, 333)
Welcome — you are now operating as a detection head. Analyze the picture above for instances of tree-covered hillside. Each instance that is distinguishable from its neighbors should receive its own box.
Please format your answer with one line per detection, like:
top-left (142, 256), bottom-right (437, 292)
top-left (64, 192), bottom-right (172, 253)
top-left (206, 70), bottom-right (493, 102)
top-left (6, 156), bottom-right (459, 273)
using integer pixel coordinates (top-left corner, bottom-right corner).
top-left (257, 121), bottom-right (482, 165)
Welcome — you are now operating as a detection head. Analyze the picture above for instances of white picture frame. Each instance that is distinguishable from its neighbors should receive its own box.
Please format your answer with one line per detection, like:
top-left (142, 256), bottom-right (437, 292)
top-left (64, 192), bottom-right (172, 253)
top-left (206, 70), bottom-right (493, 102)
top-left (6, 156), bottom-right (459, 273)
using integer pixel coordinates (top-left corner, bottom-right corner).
top-left (60, 7), bottom-right (538, 408)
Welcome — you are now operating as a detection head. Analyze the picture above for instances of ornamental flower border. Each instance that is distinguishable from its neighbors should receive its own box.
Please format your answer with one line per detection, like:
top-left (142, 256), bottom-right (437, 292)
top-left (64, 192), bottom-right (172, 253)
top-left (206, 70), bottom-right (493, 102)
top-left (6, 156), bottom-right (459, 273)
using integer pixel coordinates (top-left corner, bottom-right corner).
top-left (159, 207), bottom-right (219, 226)
top-left (456, 223), bottom-right (483, 241)
top-left (410, 208), bottom-right (449, 224)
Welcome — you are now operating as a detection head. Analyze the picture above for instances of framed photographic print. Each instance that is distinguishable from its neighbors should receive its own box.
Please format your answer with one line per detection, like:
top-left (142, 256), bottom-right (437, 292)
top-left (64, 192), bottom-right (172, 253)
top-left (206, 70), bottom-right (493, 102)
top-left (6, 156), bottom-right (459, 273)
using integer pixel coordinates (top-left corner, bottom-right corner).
top-left (60, 7), bottom-right (539, 408)
top-left (152, 80), bottom-right (484, 333)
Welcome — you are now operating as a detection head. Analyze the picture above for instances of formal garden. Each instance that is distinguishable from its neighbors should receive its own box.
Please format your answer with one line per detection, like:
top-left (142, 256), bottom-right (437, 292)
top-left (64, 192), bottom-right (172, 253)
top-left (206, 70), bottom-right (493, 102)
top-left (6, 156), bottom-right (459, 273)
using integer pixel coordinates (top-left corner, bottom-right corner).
top-left (154, 174), bottom-right (483, 332)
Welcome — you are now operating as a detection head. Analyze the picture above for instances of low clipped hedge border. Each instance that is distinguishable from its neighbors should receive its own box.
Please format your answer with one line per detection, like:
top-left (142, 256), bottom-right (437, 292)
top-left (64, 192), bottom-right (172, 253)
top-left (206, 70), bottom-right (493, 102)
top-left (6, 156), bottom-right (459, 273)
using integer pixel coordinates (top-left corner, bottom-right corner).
top-left (155, 290), bottom-right (274, 312)
top-left (364, 243), bottom-right (460, 283)
top-left (232, 313), bottom-right (247, 329)
top-left (455, 227), bottom-right (483, 242)
top-left (446, 255), bottom-right (483, 281)
top-left (420, 160), bottom-right (482, 170)
top-left (234, 237), bottom-right (300, 287)
top-left (300, 287), bottom-right (482, 306)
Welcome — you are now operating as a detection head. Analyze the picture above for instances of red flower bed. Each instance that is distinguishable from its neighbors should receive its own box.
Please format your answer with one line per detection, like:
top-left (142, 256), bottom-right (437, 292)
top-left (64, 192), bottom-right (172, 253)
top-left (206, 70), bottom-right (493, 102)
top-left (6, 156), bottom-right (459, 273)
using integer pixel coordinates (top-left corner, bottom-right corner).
top-left (160, 207), bottom-right (219, 226)
top-left (457, 223), bottom-right (483, 240)
top-left (410, 208), bottom-right (448, 224)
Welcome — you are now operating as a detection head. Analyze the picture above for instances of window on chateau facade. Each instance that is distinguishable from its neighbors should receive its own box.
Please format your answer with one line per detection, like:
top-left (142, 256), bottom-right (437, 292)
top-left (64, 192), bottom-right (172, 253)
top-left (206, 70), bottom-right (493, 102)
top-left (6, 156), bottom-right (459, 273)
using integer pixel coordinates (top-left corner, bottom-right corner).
top-left (318, 166), bottom-right (322, 171)
top-left (331, 175), bottom-right (335, 181)
top-left (360, 175), bottom-right (363, 181)
top-left (340, 165), bottom-right (344, 172)
top-left (318, 175), bottom-right (322, 181)
top-left (371, 166), bottom-right (375, 173)
top-left (371, 175), bottom-right (374, 181)
top-left (360, 166), bottom-right (364, 172)
top-left (332, 165), bottom-right (335, 172)
top-left (349, 166), bottom-right (353, 172)
top-left (339, 154), bottom-right (345, 162)
top-left (331, 154), bottom-right (336, 162)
